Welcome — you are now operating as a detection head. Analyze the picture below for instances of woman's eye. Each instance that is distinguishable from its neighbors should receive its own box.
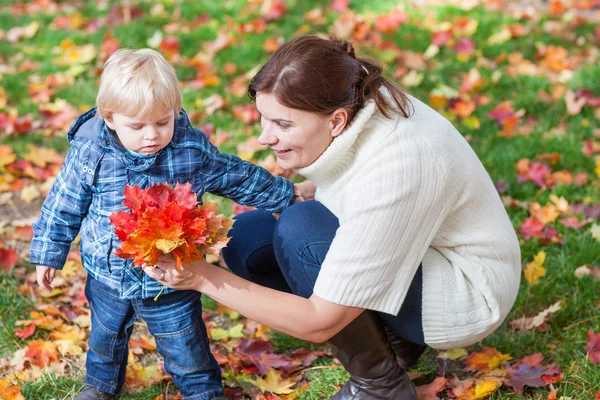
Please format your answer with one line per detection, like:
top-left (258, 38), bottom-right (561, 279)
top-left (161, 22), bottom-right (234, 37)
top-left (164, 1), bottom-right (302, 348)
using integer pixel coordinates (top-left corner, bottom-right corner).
top-left (278, 123), bottom-right (290, 130)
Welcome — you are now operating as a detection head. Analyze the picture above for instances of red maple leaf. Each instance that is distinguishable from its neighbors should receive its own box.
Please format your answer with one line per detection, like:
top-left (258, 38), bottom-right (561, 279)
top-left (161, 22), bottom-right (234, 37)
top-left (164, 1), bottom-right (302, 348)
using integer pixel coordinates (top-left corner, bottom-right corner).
top-left (0, 245), bottom-right (18, 272)
top-left (14, 323), bottom-right (36, 340)
top-left (109, 183), bottom-right (233, 270)
top-left (584, 329), bottom-right (600, 364)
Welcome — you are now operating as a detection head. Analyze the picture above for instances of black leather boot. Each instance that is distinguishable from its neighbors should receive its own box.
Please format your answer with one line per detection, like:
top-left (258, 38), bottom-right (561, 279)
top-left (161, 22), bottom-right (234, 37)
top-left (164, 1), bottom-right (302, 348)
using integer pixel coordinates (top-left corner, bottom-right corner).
top-left (328, 312), bottom-right (417, 399)
top-left (75, 385), bottom-right (119, 400)
top-left (383, 325), bottom-right (427, 371)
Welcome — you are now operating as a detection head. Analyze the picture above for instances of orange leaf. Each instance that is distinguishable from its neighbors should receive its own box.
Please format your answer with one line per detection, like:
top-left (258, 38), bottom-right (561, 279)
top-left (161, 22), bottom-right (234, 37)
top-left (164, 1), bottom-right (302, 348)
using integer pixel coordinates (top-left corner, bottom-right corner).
top-left (464, 347), bottom-right (511, 372)
top-left (0, 377), bottom-right (25, 400)
top-left (25, 340), bottom-right (59, 368)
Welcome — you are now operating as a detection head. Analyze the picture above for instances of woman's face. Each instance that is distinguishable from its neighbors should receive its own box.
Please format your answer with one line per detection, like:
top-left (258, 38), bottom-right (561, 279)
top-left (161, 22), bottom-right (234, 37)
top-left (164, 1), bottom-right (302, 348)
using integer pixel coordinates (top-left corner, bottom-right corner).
top-left (255, 92), bottom-right (347, 170)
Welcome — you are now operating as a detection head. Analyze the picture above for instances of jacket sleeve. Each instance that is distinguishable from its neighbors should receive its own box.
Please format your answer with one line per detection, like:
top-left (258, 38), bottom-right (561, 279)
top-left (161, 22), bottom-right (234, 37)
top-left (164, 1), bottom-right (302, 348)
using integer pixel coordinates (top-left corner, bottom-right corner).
top-left (30, 142), bottom-right (94, 269)
top-left (200, 148), bottom-right (295, 213)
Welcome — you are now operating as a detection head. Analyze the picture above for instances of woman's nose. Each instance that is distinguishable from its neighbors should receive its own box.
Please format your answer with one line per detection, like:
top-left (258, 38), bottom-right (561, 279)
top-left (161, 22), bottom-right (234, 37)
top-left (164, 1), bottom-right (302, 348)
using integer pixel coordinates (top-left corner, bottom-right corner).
top-left (258, 125), bottom-right (277, 146)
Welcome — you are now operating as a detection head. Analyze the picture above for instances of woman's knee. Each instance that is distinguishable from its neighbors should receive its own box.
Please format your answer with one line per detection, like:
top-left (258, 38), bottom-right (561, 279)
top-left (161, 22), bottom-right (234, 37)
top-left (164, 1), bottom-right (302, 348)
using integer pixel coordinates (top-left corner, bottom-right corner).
top-left (275, 201), bottom-right (339, 242)
top-left (221, 210), bottom-right (277, 278)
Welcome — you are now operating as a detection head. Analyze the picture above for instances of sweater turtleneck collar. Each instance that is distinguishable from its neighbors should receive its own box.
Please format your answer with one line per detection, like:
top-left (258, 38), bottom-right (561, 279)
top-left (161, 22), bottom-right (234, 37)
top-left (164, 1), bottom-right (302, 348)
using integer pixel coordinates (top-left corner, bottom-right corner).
top-left (294, 99), bottom-right (378, 187)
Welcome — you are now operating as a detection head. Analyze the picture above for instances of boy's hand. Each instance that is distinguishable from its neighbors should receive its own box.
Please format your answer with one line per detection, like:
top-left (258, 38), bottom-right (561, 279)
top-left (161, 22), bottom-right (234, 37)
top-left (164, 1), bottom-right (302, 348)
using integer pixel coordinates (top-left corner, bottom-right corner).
top-left (36, 266), bottom-right (56, 292)
top-left (294, 180), bottom-right (317, 203)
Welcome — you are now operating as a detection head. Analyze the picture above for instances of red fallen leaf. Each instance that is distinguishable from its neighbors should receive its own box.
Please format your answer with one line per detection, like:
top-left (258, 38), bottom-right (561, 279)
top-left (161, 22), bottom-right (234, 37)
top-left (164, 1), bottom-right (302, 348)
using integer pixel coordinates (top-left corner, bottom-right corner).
top-left (25, 339), bottom-right (59, 368)
top-left (431, 30), bottom-right (452, 47)
top-left (582, 139), bottom-right (600, 157)
top-left (559, 217), bottom-right (590, 229)
top-left (110, 183), bottom-right (233, 270)
top-left (518, 217), bottom-right (545, 241)
top-left (263, 37), bottom-right (282, 53)
top-left (13, 115), bottom-right (34, 134)
top-left (330, 0), bottom-right (349, 12)
top-left (488, 102), bottom-right (523, 128)
top-left (415, 376), bottom-right (449, 399)
top-left (0, 245), bottom-right (18, 272)
top-left (239, 18), bottom-right (268, 34)
top-left (99, 31), bottom-right (120, 62)
top-left (15, 323), bottom-right (36, 340)
top-left (584, 329), bottom-right (600, 364)
top-left (261, 0), bottom-right (287, 21)
top-left (159, 36), bottom-right (180, 58)
top-left (453, 37), bottom-right (475, 55)
top-left (522, 353), bottom-right (545, 367)
top-left (516, 159), bottom-right (553, 188)
top-left (375, 8), bottom-right (409, 33)
top-left (506, 364), bottom-right (547, 394)
top-left (232, 104), bottom-right (260, 124)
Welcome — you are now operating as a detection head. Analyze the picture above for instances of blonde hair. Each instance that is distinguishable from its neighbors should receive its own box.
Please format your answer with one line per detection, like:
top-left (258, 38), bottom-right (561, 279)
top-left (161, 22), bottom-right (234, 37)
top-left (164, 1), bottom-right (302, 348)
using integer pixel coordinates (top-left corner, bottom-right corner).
top-left (96, 48), bottom-right (182, 121)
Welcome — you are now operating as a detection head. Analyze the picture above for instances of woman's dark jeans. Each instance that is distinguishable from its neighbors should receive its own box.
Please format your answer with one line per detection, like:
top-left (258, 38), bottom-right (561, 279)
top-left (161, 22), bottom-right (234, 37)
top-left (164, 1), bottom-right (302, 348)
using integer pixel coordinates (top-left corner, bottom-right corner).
top-left (221, 201), bottom-right (425, 345)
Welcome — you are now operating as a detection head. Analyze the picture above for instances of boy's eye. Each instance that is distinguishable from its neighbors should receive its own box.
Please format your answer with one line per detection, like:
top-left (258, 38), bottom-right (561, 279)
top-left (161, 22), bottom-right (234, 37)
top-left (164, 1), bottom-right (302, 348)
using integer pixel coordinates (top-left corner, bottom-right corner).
top-left (157, 121), bottom-right (169, 126)
top-left (130, 125), bottom-right (143, 130)
top-left (277, 123), bottom-right (290, 130)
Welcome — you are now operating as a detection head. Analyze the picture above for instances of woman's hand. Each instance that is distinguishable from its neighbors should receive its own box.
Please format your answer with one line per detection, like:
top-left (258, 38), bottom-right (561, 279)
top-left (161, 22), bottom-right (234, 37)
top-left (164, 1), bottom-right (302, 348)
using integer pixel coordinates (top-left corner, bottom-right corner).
top-left (294, 180), bottom-right (317, 203)
top-left (142, 254), bottom-right (208, 292)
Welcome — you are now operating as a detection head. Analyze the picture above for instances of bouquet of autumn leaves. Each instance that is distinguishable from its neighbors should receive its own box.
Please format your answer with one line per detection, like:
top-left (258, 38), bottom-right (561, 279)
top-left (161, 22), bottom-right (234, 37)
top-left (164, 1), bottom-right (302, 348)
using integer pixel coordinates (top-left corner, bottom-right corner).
top-left (109, 182), bottom-right (233, 272)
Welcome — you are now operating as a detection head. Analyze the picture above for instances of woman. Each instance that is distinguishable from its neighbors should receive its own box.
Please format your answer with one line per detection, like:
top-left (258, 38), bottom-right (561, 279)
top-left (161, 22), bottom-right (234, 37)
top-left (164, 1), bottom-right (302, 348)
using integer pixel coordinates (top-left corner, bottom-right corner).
top-left (144, 35), bottom-right (521, 399)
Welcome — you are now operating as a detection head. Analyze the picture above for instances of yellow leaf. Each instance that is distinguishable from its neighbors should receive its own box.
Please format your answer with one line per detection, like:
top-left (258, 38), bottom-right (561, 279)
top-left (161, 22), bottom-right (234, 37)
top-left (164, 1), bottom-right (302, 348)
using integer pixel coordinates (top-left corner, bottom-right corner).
top-left (488, 27), bottom-right (511, 45)
top-left (460, 379), bottom-right (499, 399)
top-left (401, 70), bottom-right (424, 88)
top-left (210, 328), bottom-right (229, 341)
top-left (595, 159), bottom-right (600, 178)
top-left (590, 224), bottom-right (600, 242)
top-left (55, 340), bottom-right (84, 356)
top-left (438, 347), bottom-right (468, 360)
top-left (462, 116), bottom-right (480, 129)
top-left (524, 261), bottom-right (546, 285)
top-left (155, 238), bottom-right (182, 253)
top-left (533, 250), bottom-right (546, 266)
top-left (248, 369), bottom-right (297, 395)
top-left (22, 21), bottom-right (39, 40)
top-left (228, 324), bottom-right (245, 339)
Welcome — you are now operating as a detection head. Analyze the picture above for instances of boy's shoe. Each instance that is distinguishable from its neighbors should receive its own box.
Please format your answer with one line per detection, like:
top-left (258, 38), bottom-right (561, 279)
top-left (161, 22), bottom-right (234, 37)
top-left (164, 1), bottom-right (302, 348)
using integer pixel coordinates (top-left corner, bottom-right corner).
top-left (75, 385), bottom-right (119, 400)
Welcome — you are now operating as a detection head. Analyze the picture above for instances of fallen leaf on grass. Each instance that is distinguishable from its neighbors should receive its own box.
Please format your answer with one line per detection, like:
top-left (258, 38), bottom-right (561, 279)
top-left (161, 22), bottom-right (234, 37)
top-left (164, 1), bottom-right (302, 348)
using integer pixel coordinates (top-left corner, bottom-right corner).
top-left (0, 377), bottom-right (25, 400)
top-left (523, 251), bottom-right (547, 285)
top-left (584, 329), bottom-right (600, 364)
top-left (240, 368), bottom-right (297, 395)
top-left (464, 347), bottom-right (511, 372)
top-left (509, 302), bottom-right (561, 332)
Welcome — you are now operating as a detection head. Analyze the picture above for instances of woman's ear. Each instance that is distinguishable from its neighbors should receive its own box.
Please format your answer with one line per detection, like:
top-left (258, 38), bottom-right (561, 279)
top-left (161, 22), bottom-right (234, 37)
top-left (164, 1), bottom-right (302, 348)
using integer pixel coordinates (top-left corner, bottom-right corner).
top-left (329, 108), bottom-right (348, 138)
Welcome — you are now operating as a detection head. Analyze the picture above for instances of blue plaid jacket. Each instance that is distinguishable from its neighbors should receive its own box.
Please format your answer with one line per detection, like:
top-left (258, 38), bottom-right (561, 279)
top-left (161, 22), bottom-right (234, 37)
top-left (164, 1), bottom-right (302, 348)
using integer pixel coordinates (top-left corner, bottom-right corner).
top-left (30, 107), bottom-right (294, 299)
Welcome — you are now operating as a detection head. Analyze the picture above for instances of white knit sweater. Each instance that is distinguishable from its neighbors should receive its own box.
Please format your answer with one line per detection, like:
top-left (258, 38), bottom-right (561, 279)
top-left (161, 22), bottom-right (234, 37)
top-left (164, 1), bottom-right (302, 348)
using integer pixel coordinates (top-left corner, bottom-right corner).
top-left (295, 94), bottom-right (521, 349)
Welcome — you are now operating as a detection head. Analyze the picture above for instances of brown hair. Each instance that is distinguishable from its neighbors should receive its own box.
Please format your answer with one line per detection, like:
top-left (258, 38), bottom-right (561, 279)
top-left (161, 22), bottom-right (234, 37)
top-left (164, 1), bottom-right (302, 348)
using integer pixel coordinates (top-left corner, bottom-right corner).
top-left (248, 35), bottom-right (413, 121)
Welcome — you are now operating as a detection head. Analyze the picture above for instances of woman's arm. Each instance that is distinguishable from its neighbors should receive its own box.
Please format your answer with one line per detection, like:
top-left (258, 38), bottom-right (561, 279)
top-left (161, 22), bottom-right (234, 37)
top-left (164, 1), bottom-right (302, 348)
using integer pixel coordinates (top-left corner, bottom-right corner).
top-left (143, 258), bottom-right (363, 343)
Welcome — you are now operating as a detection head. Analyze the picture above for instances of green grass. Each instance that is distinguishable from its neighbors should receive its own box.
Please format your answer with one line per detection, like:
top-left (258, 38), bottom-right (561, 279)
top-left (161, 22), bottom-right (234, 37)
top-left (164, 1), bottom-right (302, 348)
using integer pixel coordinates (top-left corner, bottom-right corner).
top-left (1, 0), bottom-right (599, 398)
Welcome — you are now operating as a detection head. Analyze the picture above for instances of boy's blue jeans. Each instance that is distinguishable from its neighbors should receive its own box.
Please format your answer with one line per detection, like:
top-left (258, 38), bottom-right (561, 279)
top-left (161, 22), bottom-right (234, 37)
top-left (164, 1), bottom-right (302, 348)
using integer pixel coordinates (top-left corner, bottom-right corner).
top-left (222, 201), bottom-right (426, 345)
top-left (84, 275), bottom-right (223, 400)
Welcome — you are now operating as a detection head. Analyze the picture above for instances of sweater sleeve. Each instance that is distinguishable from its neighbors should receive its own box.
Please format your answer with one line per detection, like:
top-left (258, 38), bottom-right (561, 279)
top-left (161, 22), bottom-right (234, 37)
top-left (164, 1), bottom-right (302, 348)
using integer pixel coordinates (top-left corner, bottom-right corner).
top-left (30, 142), bottom-right (93, 269)
top-left (312, 137), bottom-right (451, 315)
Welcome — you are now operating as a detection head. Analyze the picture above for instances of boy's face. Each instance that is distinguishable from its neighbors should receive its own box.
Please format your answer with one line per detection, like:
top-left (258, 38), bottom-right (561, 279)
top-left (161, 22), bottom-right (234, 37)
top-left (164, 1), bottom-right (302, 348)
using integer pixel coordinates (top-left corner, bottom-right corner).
top-left (105, 110), bottom-right (175, 156)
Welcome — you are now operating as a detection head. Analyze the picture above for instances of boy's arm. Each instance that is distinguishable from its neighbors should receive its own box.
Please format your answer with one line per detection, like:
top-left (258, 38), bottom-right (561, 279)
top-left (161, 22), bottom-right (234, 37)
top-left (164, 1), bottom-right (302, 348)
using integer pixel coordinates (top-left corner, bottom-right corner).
top-left (30, 142), bottom-right (94, 270)
top-left (201, 151), bottom-right (294, 213)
